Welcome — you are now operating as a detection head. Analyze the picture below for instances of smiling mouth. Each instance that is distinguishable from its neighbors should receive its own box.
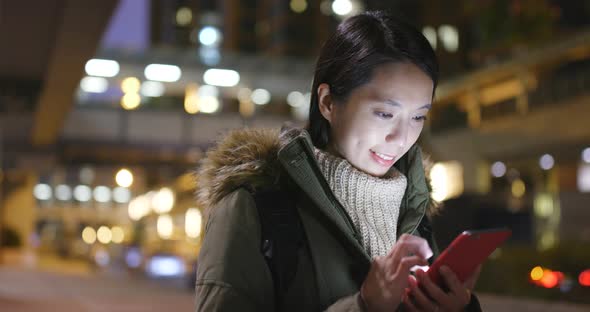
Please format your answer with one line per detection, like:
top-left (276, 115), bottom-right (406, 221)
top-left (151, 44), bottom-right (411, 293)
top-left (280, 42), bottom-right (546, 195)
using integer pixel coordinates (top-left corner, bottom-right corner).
top-left (371, 150), bottom-right (395, 161)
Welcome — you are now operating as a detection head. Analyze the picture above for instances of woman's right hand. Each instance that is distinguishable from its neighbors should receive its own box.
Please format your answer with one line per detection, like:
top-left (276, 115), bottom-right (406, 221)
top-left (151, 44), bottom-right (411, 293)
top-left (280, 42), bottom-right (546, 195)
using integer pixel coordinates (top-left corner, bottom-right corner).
top-left (360, 234), bottom-right (433, 312)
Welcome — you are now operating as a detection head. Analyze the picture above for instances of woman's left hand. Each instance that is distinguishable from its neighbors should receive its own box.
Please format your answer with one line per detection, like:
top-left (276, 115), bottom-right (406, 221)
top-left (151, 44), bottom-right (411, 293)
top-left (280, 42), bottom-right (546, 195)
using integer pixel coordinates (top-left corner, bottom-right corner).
top-left (402, 265), bottom-right (481, 312)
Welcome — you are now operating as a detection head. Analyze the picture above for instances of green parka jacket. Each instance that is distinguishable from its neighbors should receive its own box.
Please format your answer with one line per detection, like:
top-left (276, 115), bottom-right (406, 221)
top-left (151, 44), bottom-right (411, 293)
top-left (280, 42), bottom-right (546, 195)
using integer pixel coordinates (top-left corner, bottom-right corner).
top-left (194, 127), bottom-right (449, 311)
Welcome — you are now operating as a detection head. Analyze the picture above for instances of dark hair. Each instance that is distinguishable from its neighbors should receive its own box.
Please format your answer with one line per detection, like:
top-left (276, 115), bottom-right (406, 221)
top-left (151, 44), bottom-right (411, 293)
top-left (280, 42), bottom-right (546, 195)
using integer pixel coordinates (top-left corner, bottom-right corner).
top-left (307, 11), bottom-right (439, 148)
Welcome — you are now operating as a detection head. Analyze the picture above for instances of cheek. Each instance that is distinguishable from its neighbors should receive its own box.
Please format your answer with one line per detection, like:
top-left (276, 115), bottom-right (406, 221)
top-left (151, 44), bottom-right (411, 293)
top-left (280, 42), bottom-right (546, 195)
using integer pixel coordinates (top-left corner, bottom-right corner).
top-left (331, 124), bottom-right (356, 157)
top-left (347, 119), bottom-right (382, 149)
top-left (336, 113), bottom-right (363, 138)
top-left (407, 124), bottom-right (424, 145)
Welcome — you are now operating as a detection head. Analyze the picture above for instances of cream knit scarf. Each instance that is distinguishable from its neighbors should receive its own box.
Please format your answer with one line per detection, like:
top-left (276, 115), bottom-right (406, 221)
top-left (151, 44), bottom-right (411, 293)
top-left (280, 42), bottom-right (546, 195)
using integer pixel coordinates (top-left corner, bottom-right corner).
top-left (314, 148), bottom-right (407, 258)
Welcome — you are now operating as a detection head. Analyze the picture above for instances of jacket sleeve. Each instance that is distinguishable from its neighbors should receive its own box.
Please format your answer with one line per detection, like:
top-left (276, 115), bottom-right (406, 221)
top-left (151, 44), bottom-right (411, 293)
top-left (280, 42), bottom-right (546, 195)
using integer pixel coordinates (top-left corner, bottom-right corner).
top-left (194, 188), bottom-right (275, 311)
top-left (324, 292), bottom-right (368, 312)
top-left (465, 293), bottom-right (483, 312)
top-left (195, 188), bottom-right (371, 312)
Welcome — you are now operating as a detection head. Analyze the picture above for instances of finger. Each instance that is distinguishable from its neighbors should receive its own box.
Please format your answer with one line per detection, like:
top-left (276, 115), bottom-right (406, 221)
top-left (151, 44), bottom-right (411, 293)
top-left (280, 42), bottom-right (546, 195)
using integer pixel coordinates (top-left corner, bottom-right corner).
top-left (372, 256), bottom-right (389, 277)
top-left (440, 266), bottom-right (464, 293)
top-left (389, 238), bottom-right (430, 273)
top-left (416, 269), bottom-right (452, 307)
top-left (390, 234), bottom-right (433, 261)
top-left (394, 256), bottom-right (429, 282)
top-left (407, 276), bottom-right (438, 311)
top-left (440, 266), bottom-right (471, 303)
top-left (402, 293), bottom-right (420, 312)
top-left (408, 274), bottom-right (417, 284)
top-left (411, 264), bottom-right (430, 273)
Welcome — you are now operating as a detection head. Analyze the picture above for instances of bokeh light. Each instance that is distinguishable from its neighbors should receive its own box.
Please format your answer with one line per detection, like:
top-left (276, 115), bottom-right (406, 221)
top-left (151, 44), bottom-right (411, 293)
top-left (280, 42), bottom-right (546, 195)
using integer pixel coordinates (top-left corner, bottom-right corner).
top-left (332, 0), bottom-right (352, 16)
top-left (185, 208), bottom-right (202, 239)
top-left (157, 215), bottom-right (173, 239)
top-left (290, 0), bottom-right (308, 13)
top-left (121, 77), bottom-right (141, 94)
top-left (74, 185), bottom-right (92, 202)
top-left (511, 179), bottom-right (526, 198)
top-left (582, 148), bottom-right (590, 163)
top-left (530, 266), bottom-right (544, 281)
top-left (175, 7), bottom-right (192, 26)
top-left (96, 226), bottom-right (112, 244)
top-left (111, 226), bottom-right (125, 244)
top-left (115, 168), bottom-right (134, 187)
top-left (539, 154), bottom-right (554, 170)
top-left (251, 88), bottom-right (271, 105)
top-left (34, 184), bottom-right (52, 201)
top-left (579, 269), bottom-right (590, 287)
top-left (491, 161), bottom-right (507, 178)
top-left (121, 93), bottom-right (141, 110)
top-left (152, 188), bottom-right (175, 214)
top-left (82, 227), bottom-right (97, 244)
top-left (199, 26), bottom-right (221, 46)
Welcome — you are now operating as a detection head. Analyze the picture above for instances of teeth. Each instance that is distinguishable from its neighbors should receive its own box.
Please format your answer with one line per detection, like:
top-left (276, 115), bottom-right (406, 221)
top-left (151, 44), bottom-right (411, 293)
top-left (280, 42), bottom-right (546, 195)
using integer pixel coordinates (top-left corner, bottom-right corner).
top-left (374, 151), bottom-right (394, 161)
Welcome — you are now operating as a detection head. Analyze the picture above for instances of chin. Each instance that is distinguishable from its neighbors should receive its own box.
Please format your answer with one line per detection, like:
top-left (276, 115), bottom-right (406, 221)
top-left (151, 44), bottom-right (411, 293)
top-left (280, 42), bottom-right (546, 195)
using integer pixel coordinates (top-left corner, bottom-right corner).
top-left (350, 157), bottom-right (389, 177)
top-left (364, 166), bottom-right (389, 178)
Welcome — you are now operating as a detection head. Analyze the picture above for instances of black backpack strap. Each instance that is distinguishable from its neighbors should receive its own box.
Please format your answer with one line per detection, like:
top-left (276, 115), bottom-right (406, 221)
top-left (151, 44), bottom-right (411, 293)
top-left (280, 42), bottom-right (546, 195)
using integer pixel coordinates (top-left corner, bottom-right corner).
top-left (252, 189), bottom-right (304, 311)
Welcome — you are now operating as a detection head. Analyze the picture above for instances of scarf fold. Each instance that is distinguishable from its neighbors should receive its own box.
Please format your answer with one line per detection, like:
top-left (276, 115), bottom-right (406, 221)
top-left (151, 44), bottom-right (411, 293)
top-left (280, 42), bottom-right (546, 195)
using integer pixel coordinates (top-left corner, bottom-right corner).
top-left (314, 148), bottom-right (407, 258)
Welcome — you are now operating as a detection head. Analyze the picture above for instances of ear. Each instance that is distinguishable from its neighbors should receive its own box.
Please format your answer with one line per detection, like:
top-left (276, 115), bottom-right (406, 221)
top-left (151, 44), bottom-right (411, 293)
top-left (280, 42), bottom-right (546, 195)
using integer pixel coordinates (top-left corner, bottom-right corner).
top-left (317, 83), bottom-right (336, 124)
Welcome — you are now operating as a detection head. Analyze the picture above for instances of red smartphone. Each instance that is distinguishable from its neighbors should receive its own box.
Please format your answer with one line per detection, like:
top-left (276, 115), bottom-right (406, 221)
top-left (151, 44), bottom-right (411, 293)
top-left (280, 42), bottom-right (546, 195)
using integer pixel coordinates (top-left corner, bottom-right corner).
top-left (427, 228), bottom-right (511, 287)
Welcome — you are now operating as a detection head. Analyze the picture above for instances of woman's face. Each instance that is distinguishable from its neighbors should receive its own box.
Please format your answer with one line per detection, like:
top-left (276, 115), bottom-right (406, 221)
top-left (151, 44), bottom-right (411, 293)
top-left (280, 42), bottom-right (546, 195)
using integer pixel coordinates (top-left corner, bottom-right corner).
top-left (319, 62), bottom-right (434, 177)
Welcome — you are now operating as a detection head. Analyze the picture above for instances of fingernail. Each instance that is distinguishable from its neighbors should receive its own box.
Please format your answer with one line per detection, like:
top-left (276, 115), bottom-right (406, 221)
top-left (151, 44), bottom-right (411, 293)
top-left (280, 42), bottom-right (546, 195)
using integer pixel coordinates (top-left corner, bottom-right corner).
top-left (440, 265), bottom-right (449, 274)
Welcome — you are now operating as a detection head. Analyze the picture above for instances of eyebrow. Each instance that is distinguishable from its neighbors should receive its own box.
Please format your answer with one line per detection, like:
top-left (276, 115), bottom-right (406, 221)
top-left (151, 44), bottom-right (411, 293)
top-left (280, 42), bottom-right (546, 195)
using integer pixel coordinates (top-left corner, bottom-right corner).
top-left (384, 99), bottom-right (431, 110)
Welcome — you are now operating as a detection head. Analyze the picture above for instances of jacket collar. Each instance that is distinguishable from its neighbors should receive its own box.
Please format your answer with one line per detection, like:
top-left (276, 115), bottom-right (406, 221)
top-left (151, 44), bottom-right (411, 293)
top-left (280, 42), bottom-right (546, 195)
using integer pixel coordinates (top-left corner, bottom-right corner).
top-left (196, 127), bottom-right (439, 252)
top-left (278, 129), bottom-right (434, 238)
top-left (276, 128), bottom-right (370, 262)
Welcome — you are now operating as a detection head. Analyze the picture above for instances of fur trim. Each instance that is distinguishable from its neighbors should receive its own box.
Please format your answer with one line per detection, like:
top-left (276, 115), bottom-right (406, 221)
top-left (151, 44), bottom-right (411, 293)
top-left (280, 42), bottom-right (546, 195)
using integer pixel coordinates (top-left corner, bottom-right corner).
top-left (420, 153), bottom-right (442, 217)
top-left (196, 127), bottom-right (440, 217)
top-left (195, 128), bottom-right (282, 214)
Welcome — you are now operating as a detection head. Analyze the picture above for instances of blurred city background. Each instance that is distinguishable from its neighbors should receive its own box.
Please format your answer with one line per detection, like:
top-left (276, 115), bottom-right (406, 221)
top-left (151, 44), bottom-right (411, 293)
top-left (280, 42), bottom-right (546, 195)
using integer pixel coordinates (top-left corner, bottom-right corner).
top-left (1, 0), bottom-right (589, 311)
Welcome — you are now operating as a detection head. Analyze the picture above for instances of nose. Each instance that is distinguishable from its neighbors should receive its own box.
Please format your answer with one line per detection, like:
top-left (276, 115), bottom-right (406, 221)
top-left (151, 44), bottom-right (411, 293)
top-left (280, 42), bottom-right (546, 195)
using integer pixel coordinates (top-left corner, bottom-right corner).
top-left (385, 118), bottom-right (409, 149)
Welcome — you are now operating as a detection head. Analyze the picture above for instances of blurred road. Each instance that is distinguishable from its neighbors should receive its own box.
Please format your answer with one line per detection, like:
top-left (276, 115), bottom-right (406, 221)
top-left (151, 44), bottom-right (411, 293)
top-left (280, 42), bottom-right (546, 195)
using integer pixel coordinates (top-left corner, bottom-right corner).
top-left (1, 265), bottom-right (589, 312)
top-left (477, 293), bottom-right (589, 312)
top-left (0, 267), bottom-right (194, 312)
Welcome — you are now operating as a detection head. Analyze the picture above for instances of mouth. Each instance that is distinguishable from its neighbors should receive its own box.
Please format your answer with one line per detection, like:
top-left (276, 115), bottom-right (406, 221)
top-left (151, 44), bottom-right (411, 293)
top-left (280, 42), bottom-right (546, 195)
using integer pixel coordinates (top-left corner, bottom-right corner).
top-left (370, 150), bottom-right (396, 166)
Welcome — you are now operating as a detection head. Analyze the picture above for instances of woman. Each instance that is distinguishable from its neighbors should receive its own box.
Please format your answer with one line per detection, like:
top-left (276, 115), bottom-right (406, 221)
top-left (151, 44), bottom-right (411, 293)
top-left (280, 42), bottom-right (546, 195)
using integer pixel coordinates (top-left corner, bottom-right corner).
top-left (195, 11), bottom-right (481, 311)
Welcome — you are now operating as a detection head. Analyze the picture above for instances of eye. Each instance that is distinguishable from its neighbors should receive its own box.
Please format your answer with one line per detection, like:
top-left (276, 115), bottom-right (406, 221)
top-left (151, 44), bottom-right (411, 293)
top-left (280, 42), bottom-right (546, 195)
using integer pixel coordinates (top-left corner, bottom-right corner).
top-left (412, 115), bottom-right (428, 122)
top-left (375, 111), bottom-right (393, 119)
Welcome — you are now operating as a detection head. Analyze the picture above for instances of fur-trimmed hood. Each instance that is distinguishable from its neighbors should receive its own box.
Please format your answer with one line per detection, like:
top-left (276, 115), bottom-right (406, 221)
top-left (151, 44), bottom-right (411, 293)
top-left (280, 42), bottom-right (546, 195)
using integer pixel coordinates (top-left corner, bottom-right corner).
top-left (196, 127), bottom-right (441, 217)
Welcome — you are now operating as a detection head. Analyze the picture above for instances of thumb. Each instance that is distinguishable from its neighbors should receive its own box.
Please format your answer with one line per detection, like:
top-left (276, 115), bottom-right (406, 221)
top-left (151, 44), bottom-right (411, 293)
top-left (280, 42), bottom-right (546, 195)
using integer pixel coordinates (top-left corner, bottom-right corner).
top-left (394, 256), bottom-right (428, 284)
